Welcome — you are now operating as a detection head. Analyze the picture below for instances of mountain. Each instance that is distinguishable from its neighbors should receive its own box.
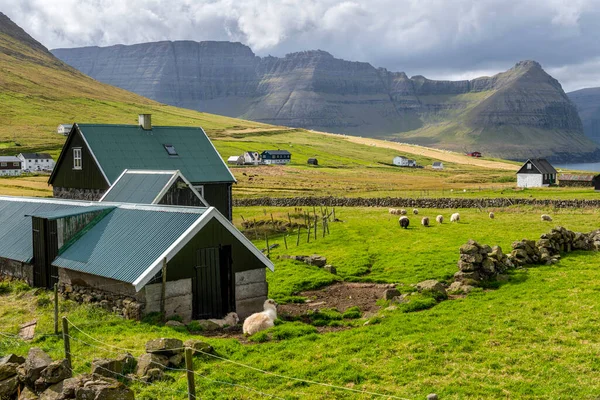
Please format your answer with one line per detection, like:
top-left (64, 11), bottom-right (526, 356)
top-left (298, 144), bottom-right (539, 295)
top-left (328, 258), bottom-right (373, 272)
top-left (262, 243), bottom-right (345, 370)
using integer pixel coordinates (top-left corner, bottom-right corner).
top-left (52, 41), bottom-right (599, 161)
top-left (568, 87), bottom-right (600, 145)
top-left (0, 12), bottom-right (270, 155)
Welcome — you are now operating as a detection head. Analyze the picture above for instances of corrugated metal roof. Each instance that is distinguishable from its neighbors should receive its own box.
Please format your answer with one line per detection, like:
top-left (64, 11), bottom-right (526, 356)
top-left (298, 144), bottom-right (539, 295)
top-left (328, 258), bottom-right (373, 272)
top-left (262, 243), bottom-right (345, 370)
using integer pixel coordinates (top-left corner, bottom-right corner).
top-left (27, 205), bottom-right (115, 220)
top-left (53, 207), bottom-right (208, 283)
top-left (77, 124), bottom-right (235, 184)
top-left (101, 172), bottom-right (175, 203)
top-left (559, 174), bottom-right (596, 181)
top-left (0, 198), bottom-right (97, 263)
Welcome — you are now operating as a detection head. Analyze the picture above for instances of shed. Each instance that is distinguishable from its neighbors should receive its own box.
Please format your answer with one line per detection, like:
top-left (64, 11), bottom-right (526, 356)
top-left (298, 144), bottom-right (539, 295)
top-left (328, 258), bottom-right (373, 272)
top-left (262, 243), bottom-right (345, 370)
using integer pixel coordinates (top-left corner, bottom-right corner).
top-left (516, 159), bottom-right (557, 188)
top-left (0, 156), bottom-right (22, 176)
top-left (307, 158), bottom-right (318, 166)
top-left (99, 170), bottom-right (207, 207)
top-left (0, 196), bottom-right (273, 321)
top-left (227, 155), bottom-right (244, 165)
top-left (48, 114), bottom-right (236, 219)
top-left (432, 162), bottom-right (444, 170)
top-left (558, 174), bottom-right (596, 187)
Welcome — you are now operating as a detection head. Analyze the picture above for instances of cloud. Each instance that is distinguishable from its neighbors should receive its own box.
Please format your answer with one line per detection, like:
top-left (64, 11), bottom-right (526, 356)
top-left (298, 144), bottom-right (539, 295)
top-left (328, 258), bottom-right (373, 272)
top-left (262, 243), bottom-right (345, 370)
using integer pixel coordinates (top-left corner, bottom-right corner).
top-left (2, 0), bottom-right (600, 91)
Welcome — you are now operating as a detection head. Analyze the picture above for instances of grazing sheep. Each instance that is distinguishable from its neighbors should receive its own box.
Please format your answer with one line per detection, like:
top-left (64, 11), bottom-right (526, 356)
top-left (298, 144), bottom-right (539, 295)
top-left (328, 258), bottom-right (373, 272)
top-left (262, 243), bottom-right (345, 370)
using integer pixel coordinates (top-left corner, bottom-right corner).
top-left (389, 208), bottom-right (401, 215)
top-left (489, 212), bottom-right (495, 219)
top-left (436, 215), bottom-right (444, 224)
top-left (421, 217), bottom-right (430, 227)
top-left (541, 214), bottom-right (553, 222)
top-left (399, 216), bottom-right (410, 229)
top-left (400, 209), bottom-right (407, 215)
top-left (209, 312), bottom-right (240, 328)
top-left (450, 212), bottom-right (460, 222)
top-left (243, 299), bottom-right (278, 335)
top-left (413, 209), bottom-right (419, 215)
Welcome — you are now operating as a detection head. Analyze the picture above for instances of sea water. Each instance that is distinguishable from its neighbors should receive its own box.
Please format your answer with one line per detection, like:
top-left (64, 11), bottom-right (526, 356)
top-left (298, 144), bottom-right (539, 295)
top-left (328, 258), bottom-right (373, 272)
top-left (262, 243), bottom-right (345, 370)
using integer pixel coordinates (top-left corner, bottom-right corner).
top-left (554, 162), bottom-right (600, 172)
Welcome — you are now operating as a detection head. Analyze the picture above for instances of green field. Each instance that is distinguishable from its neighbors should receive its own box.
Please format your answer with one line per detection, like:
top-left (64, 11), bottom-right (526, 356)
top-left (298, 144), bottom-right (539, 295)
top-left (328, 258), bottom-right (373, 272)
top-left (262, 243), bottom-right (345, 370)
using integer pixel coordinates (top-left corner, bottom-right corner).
top-left (3, 206), bottom-right (600, 399)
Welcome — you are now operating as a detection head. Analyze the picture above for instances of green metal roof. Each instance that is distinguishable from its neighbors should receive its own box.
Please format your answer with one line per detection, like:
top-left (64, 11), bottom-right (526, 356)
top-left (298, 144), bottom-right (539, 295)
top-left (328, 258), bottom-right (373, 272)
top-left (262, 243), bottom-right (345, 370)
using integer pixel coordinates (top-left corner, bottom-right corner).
top-left (0, 198), bottom-right (99, 263)
top-left (77, 124), bottom-right (235, 184)
top-left (27, 205), bottom-right (115, 220)
top-left (100, 172), bottom-right (175, 203)
top-left (53, 207), bottom-right (208, 284)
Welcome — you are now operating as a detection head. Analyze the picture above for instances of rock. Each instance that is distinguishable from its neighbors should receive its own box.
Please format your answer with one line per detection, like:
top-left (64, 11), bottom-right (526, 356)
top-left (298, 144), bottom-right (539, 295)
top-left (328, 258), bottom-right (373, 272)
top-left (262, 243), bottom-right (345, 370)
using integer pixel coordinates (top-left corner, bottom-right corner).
top-left (488, 246), bottom-right (504, 260)
top-left (141, 368), bottom-right (173, 383)
top-left (459, 253), bottom-right (483, 264)
top-left (1, 354), bottom-right (25, 366)
top-left (39, 359), bottom-right (71, 385)
top-left (136, 353), bottom-right (168, 376)
top-left (459, 240), bottom-right (481, 255)
top-left (457, 260), bottom-right (477, 272)
top-left (184, 339), bottom-right (214, 356)
top-left (448, 282), bottom-right (474, 294)
top-left (145, 338), bottom-right (183, 355)
top-left (481, 258), bottom-right (496, 274)
top-left (18, 347), bottom-right (53, 388)
top-left (0, 375), bottom-right (19, 399)
top-left (75, 377), bottom-right (134, 400)
top-left (193, 320), bottom-right (221, 331)
top-left (42, 376), bottom-right (84, 400)
top-left (427, 394), bottom-right (439, 400)
top-left (91, 358), bottom-right (123, 379)
top-left (415, 280), bottom-right (447, 296)
top-left (165, 320), bottom-right (185, 327)
top-left (115, 354), bottom-right (136, 375)
top-left (323, 265), bottom-right (337, 274)
top-left (0, 361), bottom-right (19, 381)
top-left (382, 288), bottom-right (400, 300)
top-left (19, 386), bottom-right (38, 399)
top-left (480, 244), bottom-right (492, 255)
top-left (392, 295), bottom-right (408, 304)
top-left (305, 255), bottom-right (327, 267)
top-left (168, 354), bottom-right (183, 368)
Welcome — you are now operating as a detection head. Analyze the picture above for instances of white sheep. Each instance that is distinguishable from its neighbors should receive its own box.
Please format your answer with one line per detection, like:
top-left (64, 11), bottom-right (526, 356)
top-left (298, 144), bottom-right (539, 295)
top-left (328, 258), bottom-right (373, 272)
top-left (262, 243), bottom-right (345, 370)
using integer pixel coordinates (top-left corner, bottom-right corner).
top-left (399, 216), bottom-right (410, 229)
top-left (209, 312), bottom-right (239, 328)
top-left (489, 212), bottom-right (495, 219)
top-left (389, 208), bottom-right (400, 215)
top-left (450, 212), bottom-right (460, 222)
top-left (413, 209), bottom-right (419, 215)
top-left (541, 214), bottom-right (553, 222)
top-left (243, 299), bottom-right (277, 335)
top-left (421, 217), bottom-right (429, 227)
top-left (436, 215), bottom-right (444, 224)
top-left (400, 209), bottom-right (407, 215)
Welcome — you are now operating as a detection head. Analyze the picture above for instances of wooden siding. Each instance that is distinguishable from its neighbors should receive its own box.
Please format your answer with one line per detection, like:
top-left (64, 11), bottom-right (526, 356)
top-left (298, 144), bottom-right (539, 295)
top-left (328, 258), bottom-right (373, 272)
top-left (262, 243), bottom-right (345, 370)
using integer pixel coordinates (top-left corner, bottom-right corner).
top-left (49, 128), bottom-right (109, 190)
top-left (158, 177), bottom-right (205, 207)
top-left (201, 183), bottom-right (232, 220)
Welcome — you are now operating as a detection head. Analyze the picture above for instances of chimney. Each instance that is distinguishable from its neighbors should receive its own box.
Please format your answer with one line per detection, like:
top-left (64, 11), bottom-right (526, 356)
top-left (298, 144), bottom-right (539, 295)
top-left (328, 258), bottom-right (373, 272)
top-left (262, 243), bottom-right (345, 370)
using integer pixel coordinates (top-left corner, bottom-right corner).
top-left (138, 114), bottom-right (152, 130)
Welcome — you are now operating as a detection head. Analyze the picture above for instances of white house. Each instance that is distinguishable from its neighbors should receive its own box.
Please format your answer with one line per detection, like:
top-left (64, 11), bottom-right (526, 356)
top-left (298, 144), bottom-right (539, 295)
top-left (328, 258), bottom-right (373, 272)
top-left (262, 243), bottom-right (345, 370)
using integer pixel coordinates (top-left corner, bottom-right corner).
top-left (57, 124), bottom-right (73, 135)
top-left (393, 156), bottom-right (417, 167)
top-left (17, 153), bottom-right (55, 171)
top-left (516, 159), bottom-right (557, 188)
top-left (0, 156), bottom-right (22, 176)
top-left (243, 151), bottom-right (261, 165)
top-left (432, 162), bottom-right (444, 170)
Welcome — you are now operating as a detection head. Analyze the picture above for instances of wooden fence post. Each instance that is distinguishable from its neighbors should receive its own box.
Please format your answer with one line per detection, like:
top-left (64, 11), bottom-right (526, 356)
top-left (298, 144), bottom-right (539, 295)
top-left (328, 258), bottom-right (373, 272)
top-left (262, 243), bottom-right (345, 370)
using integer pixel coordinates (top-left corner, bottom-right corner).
top-left (62, 317), bottom-right (71, 371)
top-left (185, 348), bottom-right (196, 400)
top-left (283, 235), bottom-right (288, 250)
top-left (314, 215), bottom-right (318, 240)
top-left (296, 226), bottom-right (301, 246)
top-left (307, 220), bottom-right (311, 243)
top-left (54, 283), bottom-right (59, 335)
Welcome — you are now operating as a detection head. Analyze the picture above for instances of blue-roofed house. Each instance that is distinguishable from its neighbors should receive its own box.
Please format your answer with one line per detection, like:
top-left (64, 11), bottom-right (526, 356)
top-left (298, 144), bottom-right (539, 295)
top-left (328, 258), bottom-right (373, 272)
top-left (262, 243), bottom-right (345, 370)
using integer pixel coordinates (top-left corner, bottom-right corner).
top-left (48, 114), bottom-right (236, 219)
top-left (0, 196), bottom-right (273, 321)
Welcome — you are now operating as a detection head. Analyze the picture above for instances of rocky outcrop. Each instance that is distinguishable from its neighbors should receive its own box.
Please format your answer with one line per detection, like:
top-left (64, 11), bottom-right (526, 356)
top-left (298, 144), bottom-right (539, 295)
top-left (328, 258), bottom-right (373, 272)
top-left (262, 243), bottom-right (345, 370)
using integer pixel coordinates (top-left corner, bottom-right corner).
top-left (52, 41), bottom-right (599, 161)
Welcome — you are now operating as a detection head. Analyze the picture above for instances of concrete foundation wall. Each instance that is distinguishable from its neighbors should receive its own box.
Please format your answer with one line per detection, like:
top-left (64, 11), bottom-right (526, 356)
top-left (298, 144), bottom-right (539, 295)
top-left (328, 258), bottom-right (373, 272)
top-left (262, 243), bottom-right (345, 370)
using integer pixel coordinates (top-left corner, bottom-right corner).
top-left (142, 278), bottom-right (193, 323)
top-left (0, 258), bottom-right (33, 285)
top-left (53, 186), bottom-right (105, 201)
top-left (58, 268), bottom-right (137, 297)
top-left (235, 268), bottom-right (268, 320)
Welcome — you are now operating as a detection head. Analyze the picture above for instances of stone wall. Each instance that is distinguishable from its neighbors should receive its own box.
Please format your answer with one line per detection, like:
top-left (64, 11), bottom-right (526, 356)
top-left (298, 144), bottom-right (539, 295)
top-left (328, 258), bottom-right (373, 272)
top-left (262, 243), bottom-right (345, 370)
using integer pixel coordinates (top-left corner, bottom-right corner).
top-left (53, 186), bottom-right (105, 201)
top-left (235, 269), bottom-right (268, 320)
top-left (141, 278), bottom-right (193, 323)
top-left (0, 258), bottom-right (33, 285)
top-left (234, 196), bottom-right (600, 209)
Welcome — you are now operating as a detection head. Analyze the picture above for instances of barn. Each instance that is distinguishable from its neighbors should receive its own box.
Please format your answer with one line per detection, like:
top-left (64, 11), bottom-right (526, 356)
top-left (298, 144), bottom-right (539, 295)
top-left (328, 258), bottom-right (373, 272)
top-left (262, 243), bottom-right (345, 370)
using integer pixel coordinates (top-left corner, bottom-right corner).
top-left (517, 159), bottom-right (557, 188)
top-left (99, 170), bottom-right (207, 207)
top-left (558, 174), bottom-right (597, 188)
top-left (0, 196), bottom-right (273, 321)
top-left (48, 114), bottom-right (236, 219)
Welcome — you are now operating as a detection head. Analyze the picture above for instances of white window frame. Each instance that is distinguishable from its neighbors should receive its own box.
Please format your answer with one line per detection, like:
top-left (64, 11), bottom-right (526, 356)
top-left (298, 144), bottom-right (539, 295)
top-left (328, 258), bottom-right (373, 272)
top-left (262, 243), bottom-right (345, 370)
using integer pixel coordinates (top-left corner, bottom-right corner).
top-left (73, 148), bottom-right (82, 170)
top-left (527, 163), bottom-right (532, 170)
top-left (193, 185), bottom-right (204, 197)
top-left (0, 163), bottom-right (6, 167)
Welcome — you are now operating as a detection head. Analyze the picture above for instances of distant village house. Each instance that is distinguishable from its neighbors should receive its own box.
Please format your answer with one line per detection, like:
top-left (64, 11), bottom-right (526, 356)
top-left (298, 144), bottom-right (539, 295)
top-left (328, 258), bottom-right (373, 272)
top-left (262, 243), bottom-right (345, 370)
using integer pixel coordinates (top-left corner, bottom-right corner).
top-left (0, 156), bottom-right (22, 176)
top-left (516, 159), bottom-right (557, 188)
top-left (57, 124), bottom-right (73, 136)
top-left (432, 162), bottom-right (444, 170)
top-left (261, 150), bottom-right (291, 165)
top-left (243, 151), bottom-right (261, 165)
top-left (393, 156), bottom-right (417, 167)
top-left (17, 153), bottom-right (55, 171)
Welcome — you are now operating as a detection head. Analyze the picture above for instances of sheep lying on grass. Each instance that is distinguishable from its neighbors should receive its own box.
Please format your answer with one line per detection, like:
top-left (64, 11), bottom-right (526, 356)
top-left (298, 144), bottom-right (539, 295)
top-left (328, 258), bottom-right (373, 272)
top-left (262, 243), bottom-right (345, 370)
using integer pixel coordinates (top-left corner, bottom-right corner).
top-left (413, 209), bottom-right (419, 215)
top-left (389, 208), bottom-right (400, 215)
top-left (436, 215), bottom-right (444, 224)
top-left (489, 212), bottom-right (495, 219)
top-left (243, 299), bottom-right (278, 335)
top-left (450, 213), bottom-right (460, 222)
top-left (209, 312), bottom-right (239, 328)
top-left (541, 214), bottom-right (553, 222)
top-left (399, 216), bottom-right (409, 229)
top-left (400, 209), bottom-right (407, 215)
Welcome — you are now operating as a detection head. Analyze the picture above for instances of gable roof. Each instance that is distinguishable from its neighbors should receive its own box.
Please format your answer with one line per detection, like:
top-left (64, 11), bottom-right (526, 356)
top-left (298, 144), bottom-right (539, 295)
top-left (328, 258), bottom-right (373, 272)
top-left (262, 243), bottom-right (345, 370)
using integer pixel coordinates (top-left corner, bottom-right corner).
top-left (50, 123), bottom-right (235, 185)
top-left (262, 150), bottom-right (291, 156)
top-left (517, 159), bottom-right (557, 175)
top-left (18, 153), bottom-right (53, 160)
top-left (0, 156), bottom-right (21, 163)
top-left (432, 162), bottom-right (443, 166)
top-left (99, 170), bottom-right (207, 206)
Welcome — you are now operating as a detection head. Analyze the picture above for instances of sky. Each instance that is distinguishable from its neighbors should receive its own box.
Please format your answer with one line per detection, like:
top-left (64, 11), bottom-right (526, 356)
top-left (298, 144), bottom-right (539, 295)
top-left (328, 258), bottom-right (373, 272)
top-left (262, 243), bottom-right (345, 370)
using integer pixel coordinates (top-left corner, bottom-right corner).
top-left (2, 0), bottom-right (600, 92)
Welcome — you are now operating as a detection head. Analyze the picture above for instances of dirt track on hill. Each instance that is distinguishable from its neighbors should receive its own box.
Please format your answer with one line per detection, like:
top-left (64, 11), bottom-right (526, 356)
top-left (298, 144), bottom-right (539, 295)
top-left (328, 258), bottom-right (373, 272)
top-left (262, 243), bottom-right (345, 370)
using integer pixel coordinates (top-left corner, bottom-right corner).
top-left (314, 131), bottom-right (519, 171)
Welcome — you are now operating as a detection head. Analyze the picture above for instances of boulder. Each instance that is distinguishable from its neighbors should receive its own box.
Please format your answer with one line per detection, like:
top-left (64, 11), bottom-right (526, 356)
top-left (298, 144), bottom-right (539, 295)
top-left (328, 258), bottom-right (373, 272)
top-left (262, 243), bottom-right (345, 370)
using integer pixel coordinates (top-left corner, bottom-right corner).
top-left (184, 339), bottom-right (214, 356)
top-left (193, 320), bottom-right (220, 331)
top-left (457, 260), bottom-right (477, 272)
top-left (136, 353), bottom-right (168, 377)
top-left (165, 320), bottom-right (185, 328)
top-left (323, 265), bottom-right (337, 274)
top-left (91, 358), bottom-right (123, 379)
top-left (19, 386), bottom-right (38, 399)
top-left (1, 354), bottom-right (26, 366)
top-left (0, 375), bottom-right (19, 399)
top-left (427, 394), bottom-right (439, 400)
top-left (305, 255), bottom-right (327, 267)
top-left (141, 368), bottom-right (173, 384)
top-left (145, 338), bottom-right (183, 356)
top-left (415, 280), bottom-right (446, 296)
top-left (42, 376), bottom-right (86, 400)
top-left (481, 258), bottom-right (496, 274)
top-left (382, 288), bottom-right (400, 300)
top-left (115, 354), bottom-right (136, 375)
top-left (18, 347), bottom-right (53, 387)
top-left (75, 377), bottom-right (134, 400)
top-left (459, 253), bottom-right (483, 264)
top-left (459, 240), bottom-right (481, 255)
top-left (0, 361), bottom-right (19, 381)
top-left (488, 246), bottom-right (504, 260)
top-left (38, 359), bottom-right (71, 386)
top-left (168, 354), bottom-right (183, 368)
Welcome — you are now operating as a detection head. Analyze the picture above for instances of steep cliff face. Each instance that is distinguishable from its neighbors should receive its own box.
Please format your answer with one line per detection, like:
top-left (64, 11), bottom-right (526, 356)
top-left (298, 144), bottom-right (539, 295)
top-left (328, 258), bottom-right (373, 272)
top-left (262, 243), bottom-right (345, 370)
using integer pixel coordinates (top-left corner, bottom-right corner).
top-left (52, 42), bottom-right (599, 161)
top-left (568, 87), bottom-right (600, 145)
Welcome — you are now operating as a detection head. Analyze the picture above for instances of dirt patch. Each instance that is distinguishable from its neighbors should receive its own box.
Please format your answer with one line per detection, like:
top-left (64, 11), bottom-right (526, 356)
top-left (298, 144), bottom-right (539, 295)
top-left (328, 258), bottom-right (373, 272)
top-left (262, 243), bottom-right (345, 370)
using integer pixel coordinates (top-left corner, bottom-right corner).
top-left (278, 282), bottom-right (396, 318)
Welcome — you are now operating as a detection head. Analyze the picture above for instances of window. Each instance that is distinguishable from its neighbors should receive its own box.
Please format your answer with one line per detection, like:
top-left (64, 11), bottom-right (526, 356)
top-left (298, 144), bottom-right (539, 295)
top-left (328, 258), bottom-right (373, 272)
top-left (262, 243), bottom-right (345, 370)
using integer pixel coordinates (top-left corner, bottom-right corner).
top-left (12, 162), bottom-right (18, 167)
top-left (193, 185), bottom-right (204, 197)
top-left (73, 148), bottom-right (82, 170)
top-left (527, 163), bottom-right (532, 170)
top-left (0, 163), bottom-right (6, 167)
top-left (163, 144), bottom-right (178, 156)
